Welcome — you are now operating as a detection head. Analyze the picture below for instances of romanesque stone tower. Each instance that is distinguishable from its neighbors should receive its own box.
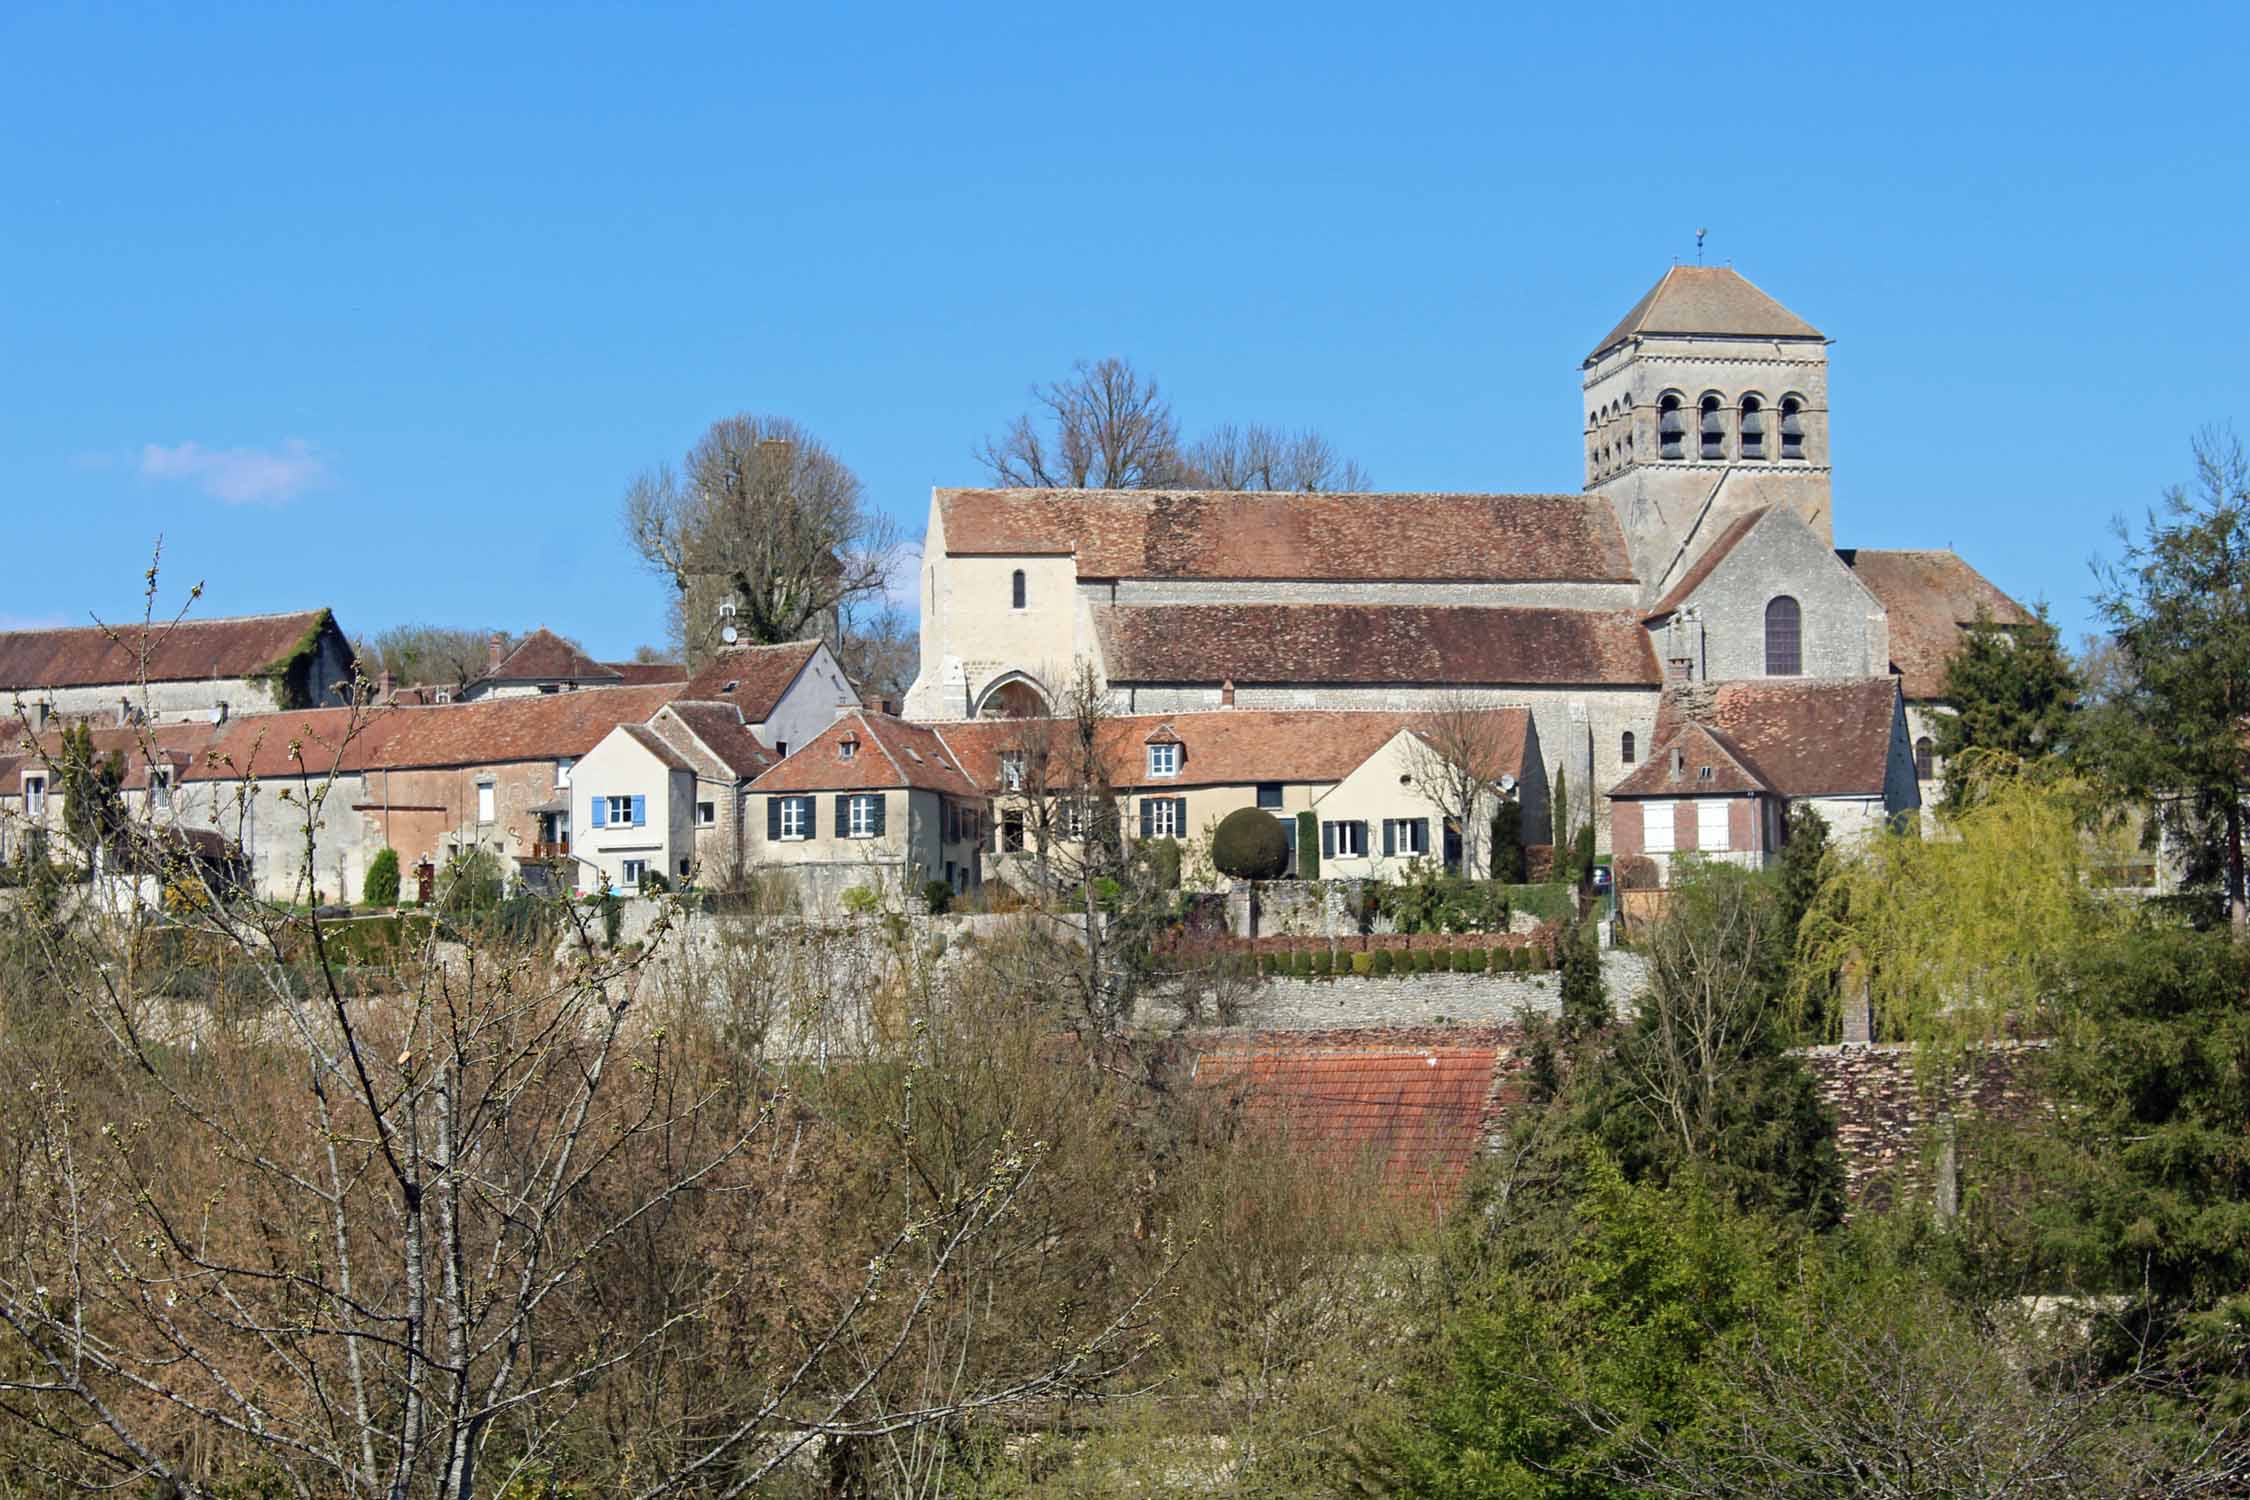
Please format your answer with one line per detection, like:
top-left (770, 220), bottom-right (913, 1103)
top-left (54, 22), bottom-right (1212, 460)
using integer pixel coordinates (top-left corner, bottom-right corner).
top-left (1583, 266), bottom-right (1832, 601)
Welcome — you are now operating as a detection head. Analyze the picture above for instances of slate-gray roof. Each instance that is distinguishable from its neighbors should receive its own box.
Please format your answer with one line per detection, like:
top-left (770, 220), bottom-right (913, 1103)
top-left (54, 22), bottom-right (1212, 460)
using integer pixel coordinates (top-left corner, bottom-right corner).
top-left (1587, 266), bottom-right (1825, 362)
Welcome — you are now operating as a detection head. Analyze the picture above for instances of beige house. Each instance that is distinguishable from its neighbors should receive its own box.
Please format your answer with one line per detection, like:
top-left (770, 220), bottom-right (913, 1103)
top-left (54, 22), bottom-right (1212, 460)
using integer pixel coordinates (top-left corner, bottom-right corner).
top-left (569, 701), bottom-right (779, 893)
top-left (743, 711), bottom-right (987, 912)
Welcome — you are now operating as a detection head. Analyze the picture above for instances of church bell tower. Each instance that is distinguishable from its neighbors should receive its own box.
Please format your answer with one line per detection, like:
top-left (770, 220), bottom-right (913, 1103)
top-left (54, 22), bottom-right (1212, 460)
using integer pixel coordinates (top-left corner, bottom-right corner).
top-left (1583, 266), bottom-right (1833, 601)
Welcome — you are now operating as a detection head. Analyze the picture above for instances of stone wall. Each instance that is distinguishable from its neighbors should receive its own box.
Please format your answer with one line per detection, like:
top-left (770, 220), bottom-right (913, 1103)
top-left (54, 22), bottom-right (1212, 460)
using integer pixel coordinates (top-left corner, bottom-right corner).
top-left (1797, 1041), bottom-right (2051, 1216)
top-left (1149, 948), bottom-right (1650, 1033)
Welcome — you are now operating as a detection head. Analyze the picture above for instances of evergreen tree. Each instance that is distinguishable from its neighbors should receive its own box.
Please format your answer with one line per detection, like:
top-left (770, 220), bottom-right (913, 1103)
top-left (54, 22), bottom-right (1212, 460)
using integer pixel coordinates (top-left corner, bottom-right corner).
top-left (1934, 602), bottom-right (2081, 806)
top-left (1550, 767), bottom-right (1572, 884)
top-left (363, 847), bottom-right (401, 907)
top-left (1557, 917), bottom-right (1605, 1037)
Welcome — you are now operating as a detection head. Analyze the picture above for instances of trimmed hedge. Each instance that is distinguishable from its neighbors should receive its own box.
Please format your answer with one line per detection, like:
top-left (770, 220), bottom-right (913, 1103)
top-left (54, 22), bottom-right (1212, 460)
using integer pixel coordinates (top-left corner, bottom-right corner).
top-left (1370, 948), bottom-right (1394, 978)
top-left (1350, 951), bottom-right (1374, 978)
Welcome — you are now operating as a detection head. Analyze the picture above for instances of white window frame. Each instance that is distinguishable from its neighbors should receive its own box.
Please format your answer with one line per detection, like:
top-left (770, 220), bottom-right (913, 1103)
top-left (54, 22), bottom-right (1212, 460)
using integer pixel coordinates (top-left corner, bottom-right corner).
top-left (605, 794), bottom-right (634, 826)
top-left (150, 768), bottom-right (172, 810)
top-left (1331, 820), bottom-right (1366, 858)
top-left (1390, 817), bottom-right (1427, 856)
top-left (848, 794), bottom-right (878, 838)
top-left (1643, 800), bottom-right (1676, 855)
top-left (1147, 797), bottom-right (1182, 838)
top-left (23, 776), bottom-right (45, 817)
top-left (839, 738), bottom-right (858, 762)
top-left (556, 757), bottom-right (574, 790)
top-left (1697, 799), bottom-right (1731, 851)
top-left (1147, 742), bottom-right (1180, 778)
top-left (477, 782), bottom-right (496, 824)
top-left (1000, 751), bottom-right (1025, 791)
top-left (779, 797), bottom-right (809, 840)
top-left (621, 858), bottom-right (648, 888)
top-left (697, 799), bottom-right (716, 828)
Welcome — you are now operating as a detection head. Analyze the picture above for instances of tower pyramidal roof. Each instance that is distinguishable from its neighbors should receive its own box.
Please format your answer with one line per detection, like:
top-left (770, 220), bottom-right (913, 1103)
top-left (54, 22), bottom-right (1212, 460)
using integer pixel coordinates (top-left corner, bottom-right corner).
top-left (1586, 266), bottom-right (1824, 363)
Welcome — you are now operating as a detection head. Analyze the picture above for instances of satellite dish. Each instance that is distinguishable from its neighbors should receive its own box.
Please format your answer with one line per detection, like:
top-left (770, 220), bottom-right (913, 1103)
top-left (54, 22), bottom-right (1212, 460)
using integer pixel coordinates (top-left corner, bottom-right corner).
top-left (720, 624), bottom-right (739, 645)
top-left (1498, 774), bottom-right (1517, 794)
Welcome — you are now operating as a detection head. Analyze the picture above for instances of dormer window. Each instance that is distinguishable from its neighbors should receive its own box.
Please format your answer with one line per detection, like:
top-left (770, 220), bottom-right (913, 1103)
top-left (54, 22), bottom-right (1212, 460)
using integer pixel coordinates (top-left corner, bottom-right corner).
top-left (1739, 394), bottom-right (1766, 460)
top-left (1780, 396), bottom-right (1806, 460)
top-left (150, 767), bottom-right (172, 810)
top-left (23, 775), bottom-right (45, 817)
top-left (1000, 751), bottom-right (1025, 791)
top-left (839, 735), bottom-right (858, 762)
top-left (1147, 741), bottom-right (1180, 778)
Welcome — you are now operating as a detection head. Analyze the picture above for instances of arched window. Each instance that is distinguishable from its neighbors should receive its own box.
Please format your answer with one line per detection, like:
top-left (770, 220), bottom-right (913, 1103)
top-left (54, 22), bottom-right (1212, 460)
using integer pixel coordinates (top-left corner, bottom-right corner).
top-left (1010, 569), bottom-right (1026, 610)
top-left (1780, 396), bottom-right (1806, 460)
top-left (1658, 393), bottom-right (1685, 460)
top-left (1699, 393), bottom-right (1727, 460)
top-left (1915, 737), bottom-right (1936, 780)
top-left (1621, 730), bottom-right (1636, 765)
top-left (1765, 596), bottom-right (1803, 676)
top-left (1739, 394), bottom-right (1766, 460)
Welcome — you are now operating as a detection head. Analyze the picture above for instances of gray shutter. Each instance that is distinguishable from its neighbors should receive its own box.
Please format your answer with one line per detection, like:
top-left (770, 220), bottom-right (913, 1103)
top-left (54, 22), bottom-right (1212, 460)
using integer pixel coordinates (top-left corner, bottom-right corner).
top-left (835, 793), bottom-right (851, 835)
top-left (1172, 797), bottom-right (1186, 833)
top-left (1140, 799), bottom-right (1154, 839)
top-left (766, 797), bottom-right (781, 841)
top-left (1321, 821), bottom-right (1335, 859)
top-left (804, 796), bottom-right (817, 838)
top-left (871, 793), bottom-right (887, 837)
top-left (1382, 819), bottom-right (1396, 856)
top-left (1355, 821), bottom-right (1369, 854)
top-left (1415, 818), bottom-right (1430, 855)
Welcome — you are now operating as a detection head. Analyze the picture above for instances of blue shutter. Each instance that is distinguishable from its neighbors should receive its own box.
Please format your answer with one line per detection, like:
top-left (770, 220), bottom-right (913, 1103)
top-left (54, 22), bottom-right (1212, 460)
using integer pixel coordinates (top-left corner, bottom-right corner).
top-left (1140, 800), bottom-right (1154, 839)
top-left (804, 796), bottom-right (817, 838)
top-left (871, 793), bottom-right (887, 837)
top-left (630, 794), bottom-right (646, 827)
top-left (1415, 818), bottom-right (1430, 856)
top-left (591, 797), bottom-right (607, 829)
top-left (766, 797), bottom-right (781, 841)
top-left (1172, 797), bottom-right (1186, 833)
top-left (1382, 819), bottom-right (1396, 857)
top-left (1321, 821), bottom-right (1335, 859)
top-left (835, 793), bottom-right (851, 835)
top-left (1355, 821), bottom-right (1370, 855)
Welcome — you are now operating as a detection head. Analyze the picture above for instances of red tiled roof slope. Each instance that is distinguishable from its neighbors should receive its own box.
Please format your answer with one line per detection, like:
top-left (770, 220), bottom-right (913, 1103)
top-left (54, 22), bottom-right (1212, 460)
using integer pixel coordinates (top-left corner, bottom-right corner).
top-left (1842, 549), bottom-right (2032, 701)
top-left (938, 489), bottom-right (1636, 584)
top-left (0, 610), bottom-right (337, 691)
top-left (678, 641), bottom-right (824, 723)
top-left (749, 712), bottom-right (981, 796)
top-left (605, 661), bottom-right (687, 686)
top-left (1095, 604), bottom-right (1660, 687)
top-left (487, 629), bottom-right (619, 684)
top-left (1609, 720), bottom-right (1772, 797)
top-left (655, 702), bottom-right (778, 780)
top-left (1649, 678), bottom-right (1901, 798)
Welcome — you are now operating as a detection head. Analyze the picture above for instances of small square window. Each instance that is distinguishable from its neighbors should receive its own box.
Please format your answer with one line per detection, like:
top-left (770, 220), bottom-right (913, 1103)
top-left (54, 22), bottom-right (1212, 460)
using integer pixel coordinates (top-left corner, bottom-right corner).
top-left (1329, 820), bottom-right (1366, 858)
top-left (839, 736), bottom-right (858, 762)
top-left (622, 858), bottom-right (648, 888)
top-left (1147, 742), bottom-right (1180, 778)
top-left (556, 757), bottom-right (574, 789)
top-left (1000, 751), bottom-right (1026, 791)
top-left (605, 795), bottom-right (634, 826)
top-left (697, 800), bottom-right (716, 827)
top-left (1255, 782), bottom-right (1283, 809)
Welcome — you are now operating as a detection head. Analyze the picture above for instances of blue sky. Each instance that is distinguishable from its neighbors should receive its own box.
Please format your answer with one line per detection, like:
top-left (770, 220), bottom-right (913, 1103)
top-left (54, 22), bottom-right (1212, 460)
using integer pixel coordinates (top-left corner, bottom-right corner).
top-left (4, 1), bottom-right (2245, 655)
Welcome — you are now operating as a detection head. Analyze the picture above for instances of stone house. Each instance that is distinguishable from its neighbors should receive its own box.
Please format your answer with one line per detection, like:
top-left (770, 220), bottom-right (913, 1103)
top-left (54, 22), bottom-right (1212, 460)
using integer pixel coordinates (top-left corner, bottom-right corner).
top-left (674, 639), bottom-right (861, 758)
top-left (569, 701), bottom-right (777, 894)
top-left (743, 711), bottom-right (988, 913)
top-left (1607, 676), bottom-right (1919, 884)
top-left (455, 628), bottom-right (638, 700)
top-left (902, 265), bottom-right (2027, 854)
top-left (0, 609), bottom-right (357, 725)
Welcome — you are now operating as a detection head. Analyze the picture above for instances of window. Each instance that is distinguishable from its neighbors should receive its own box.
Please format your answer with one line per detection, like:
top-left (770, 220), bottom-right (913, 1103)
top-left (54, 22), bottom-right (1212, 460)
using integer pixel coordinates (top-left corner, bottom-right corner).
top-left (477, 782), bottom-right (496, 823)
top-left (1255, 782), bottom-right (1284, 810)
top-left (1739, 394), bottom-right (1766, 460)
top-left (1621, 731), bottom-right (1636, 765)
top-left (1060, 796), bottom-right (1089, 839)
top-left (1780, 396), bottom-right (1806, 460)
top-left (1143, 797), bottom-right (1183, 839)
top-left (1658, 392), bottom-right (1685, 460)
top-left (848, 794), bottom-right (879, 838)
top-left (150, 768), bottom-right (171, 810)
top-left (1147, 741), bottom-right (1180, 778)
top-left (778, 797), bottom-right (810, 840)
top-left (1001, 810), bottom-right (1025, 853)
top-left (1324, 819), bottom-right (1367, 858)
top-left (839, 736), bottom-right (858, 762)
top-left (25, 776), bottom-right (45, 817)
top-left (1011, 569), bottom-right (1026, 609)
top-left (697, 799), bottom-right (716, 827)
top-left (1765, 596), bottom-right (1803, 676)
top-left (555, 757), bottom-right (573, 789)
top-left (1697, 799), bottom-right (1730, 851)
top-left (1000, 751), bottom-right (1025, 791)
top-left (622, 858), bottom-right (648, 889)
top-left (1915, 737), bottom-right (1937, 780)
top-left (1642, 799), bottom-right (1676, 854)
top-left (775, 741), bottom-right (787, 758)
top-left (1699, 394), bottom-right (1727, 460)
top-left (1384, 818), bottom-right (1428, 857)
top-left (604, 794), bottom-right (635, 826)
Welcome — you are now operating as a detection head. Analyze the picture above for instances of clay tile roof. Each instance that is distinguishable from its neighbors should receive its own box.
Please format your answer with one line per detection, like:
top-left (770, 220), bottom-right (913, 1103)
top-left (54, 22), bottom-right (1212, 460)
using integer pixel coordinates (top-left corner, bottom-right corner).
top-left (935, 708), bottom-right (1532, 795)
top-left (677, 641), bottom-right (824, 723)
top-left (1094, 604), bottom-right (1659, 688)
top-left (1609, 720), bottom-right (1773, 798)
top-left (1645, 508), bottom-right (1771, 620)
top-left (1645, 677), bottom-right (1901, 799)
top-left (1587, 265), bottom-right (1824, 363)
top-left (1193, 1045), bottom-right (1502, 1207)
top-left (748, 712), bottom-right (981, 796)
top-left (937, 489), bottom-right (1636, 584)
top-left (0, 609), bottom-right (340, 691)
top-left (1841, 549), bottom-right (2032, 701)
top-left (654, 702), bottom-right (777, 780)
top-left (603, 660), bottom-right (688, 686)
top-left (486, 628), bottom-right (620, 684)
top-left (619, 722), bottom-right (694, 772)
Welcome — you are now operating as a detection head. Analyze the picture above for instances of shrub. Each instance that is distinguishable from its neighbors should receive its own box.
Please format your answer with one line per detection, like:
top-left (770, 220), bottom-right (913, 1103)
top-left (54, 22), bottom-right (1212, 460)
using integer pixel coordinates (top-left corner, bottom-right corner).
top-left (1139, 837), bottom-right (1183, 891)
top-left (1212, 807), bottom-right (1291, 881)
top-left (921, 878), bottom-right (953, 915)
top-left (1296, 811), bottom-right (1320, 879)
top-left (1291, 949), bottom-right (1314, 979)
top-left (1260, 952), bottom-right (1281, 977)
top-left (1488, 799), bottom-right (1526, 883)
top-left (363, 847), bottom-right (400, 907)
top-left (1370, 948), bottom-right (1395, 978)
top-left (1613, 853), bottom-right (1660, 892)
top-left (1452, 948), bottom-right (1478, 973)
top-left (840, 884), bottom-right (881, 916)
top-left (1310, 949), bottom-right (1333, 978)
top-left (1351, 951), bottom-right (1374, 978)
top-left (437, 848), bottom-right (504, 921)
top-left (1487, 946), bottom-right (1507, 972)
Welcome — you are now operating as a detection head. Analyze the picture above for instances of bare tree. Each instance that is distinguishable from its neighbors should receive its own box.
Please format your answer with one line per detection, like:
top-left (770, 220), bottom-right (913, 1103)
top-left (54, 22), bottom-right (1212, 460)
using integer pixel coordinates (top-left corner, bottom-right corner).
top-left (1182, 422), bottom-right (1371, 492)
top-left (1398, 694), bottom-right (1521, 880)
top-left (625, 414), bottom-right (900, 665)
top-left (357, 625), bottom-right (514, 689)
top-left (835, 599), bottom-right (918, 708)
top-left (975, 358), bottom-right (1187, 490)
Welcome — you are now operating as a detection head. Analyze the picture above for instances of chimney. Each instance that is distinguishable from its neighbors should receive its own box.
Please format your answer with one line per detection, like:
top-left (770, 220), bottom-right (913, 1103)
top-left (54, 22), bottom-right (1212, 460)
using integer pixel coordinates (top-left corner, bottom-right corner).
top-left (1669, 746), bottom-right (1685, 780)
top-left (378, 668), bottom-right (396, 703)
top-left (1220, 677), bottom-right (1235, 708)
top-left (118, 696), bottom-right (131, 727)
top-left (30, 701), bottom-right (50, 732)
top-left (487, 632), bottom-right (507, 672)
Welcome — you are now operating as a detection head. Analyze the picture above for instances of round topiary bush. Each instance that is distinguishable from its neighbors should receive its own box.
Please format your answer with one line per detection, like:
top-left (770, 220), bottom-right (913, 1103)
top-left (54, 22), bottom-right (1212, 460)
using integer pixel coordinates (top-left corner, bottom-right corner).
top-left (1370, 948), bottom-right (1395, 978)
top-left (1211, 807), bottom-right (1291, 882)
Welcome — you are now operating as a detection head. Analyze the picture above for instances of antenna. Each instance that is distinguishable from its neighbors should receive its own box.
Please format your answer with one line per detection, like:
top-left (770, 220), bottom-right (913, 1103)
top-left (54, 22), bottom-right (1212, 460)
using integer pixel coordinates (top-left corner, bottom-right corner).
top-left (1695, 228), bottom-right (1707, 264)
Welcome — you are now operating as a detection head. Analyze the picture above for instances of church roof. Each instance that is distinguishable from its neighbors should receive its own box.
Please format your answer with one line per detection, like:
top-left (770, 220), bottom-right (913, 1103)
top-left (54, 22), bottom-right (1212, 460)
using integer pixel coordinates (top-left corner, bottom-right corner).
top-left (1840, 549), bottom-right (2033, 702)
top-left (936, 489), bottom-right (1636, 584)
top-left (1092, 604), bottom-right (1660, 688)
top-left (1587, 266), bottom-right (1824, 363)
